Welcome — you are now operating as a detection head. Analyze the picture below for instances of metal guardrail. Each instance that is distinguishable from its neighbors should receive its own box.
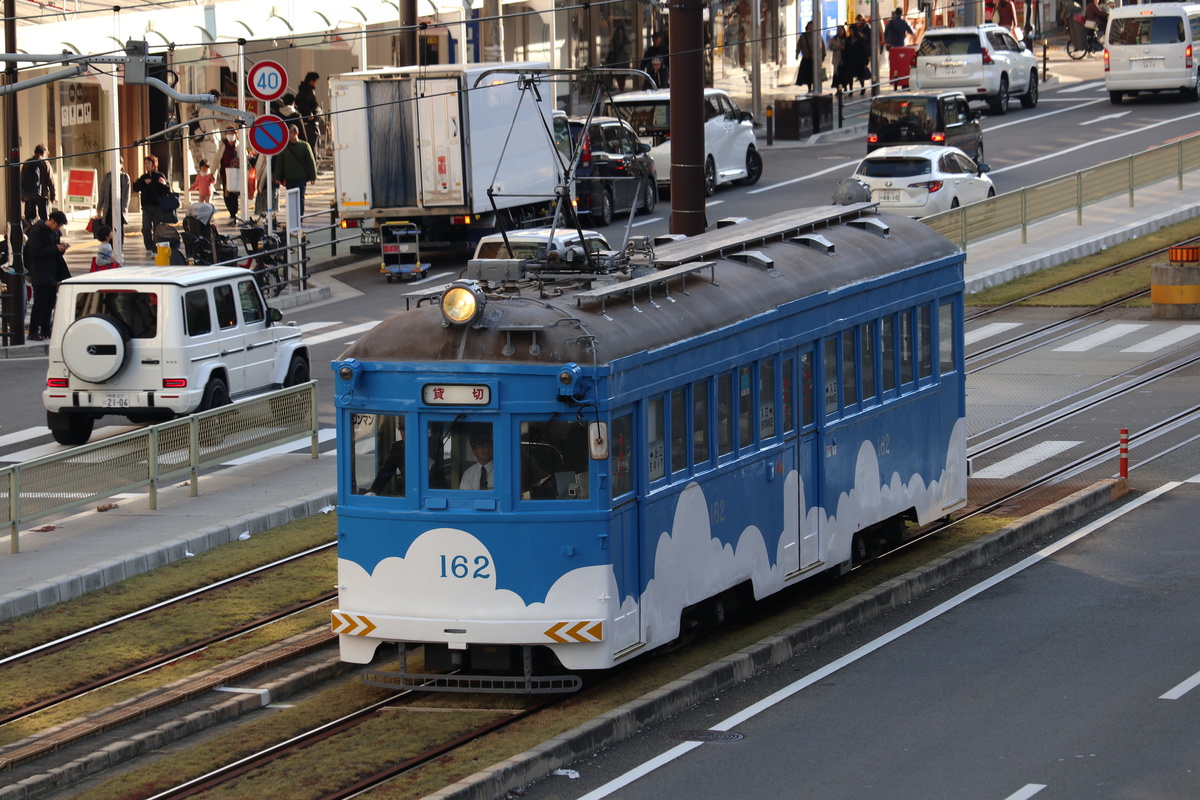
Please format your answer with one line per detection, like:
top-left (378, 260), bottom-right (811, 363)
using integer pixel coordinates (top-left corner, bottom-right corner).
top-left (0, 381), bottom-right (319, 554)
top-left (923, 135), bottom-right (1200, 248)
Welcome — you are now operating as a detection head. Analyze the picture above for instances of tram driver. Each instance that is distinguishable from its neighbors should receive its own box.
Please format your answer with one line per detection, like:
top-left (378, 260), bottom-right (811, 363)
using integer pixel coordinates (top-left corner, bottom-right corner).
top-left (459, 431), bottom-right (495, 491)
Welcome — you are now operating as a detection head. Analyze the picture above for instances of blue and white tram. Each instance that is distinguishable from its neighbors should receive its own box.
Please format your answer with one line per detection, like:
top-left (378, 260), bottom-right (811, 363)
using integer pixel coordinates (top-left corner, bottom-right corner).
top-left (330, 204), bottom-right (967, 692)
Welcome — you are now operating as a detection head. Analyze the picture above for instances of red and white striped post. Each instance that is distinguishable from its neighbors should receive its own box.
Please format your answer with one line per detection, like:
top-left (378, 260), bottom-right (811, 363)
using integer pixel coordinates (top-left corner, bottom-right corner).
top-left (1119, 428), bottom-right (1129, 479)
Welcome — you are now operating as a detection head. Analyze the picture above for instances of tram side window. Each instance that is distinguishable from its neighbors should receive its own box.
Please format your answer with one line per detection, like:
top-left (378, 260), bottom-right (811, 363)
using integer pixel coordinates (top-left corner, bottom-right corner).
top-left (918, 304), bottom-right (933, 380)
top-left (612, 414), bottom-right (634, 497)
top-left (861, 322), bottom-right (876, 405)
top-left (648, 396), bottom-right (666, 481)
top-left (717, 373), bottom-right (734, 457)
top-left (900, 311), bottom-right (914, 386)
top-left (760, 359), bottom-right (776, 440)
top-left (739, 365), bottom-right (754, 449)
top-left (353, 413), bottom-right (406, 498)
top-left (782, 357), bottom-right (795, 433)
top-left (939, 301), bottom-right (955, 374)
top-left (670, 389), bottom-right (687, 475)
top-left (824, 337), bottom-right (838, 417)
top-left (693, 380), bottom-right (710, 468)
top-left (800, 352), bottom-right (814, 427)
top-left (520, 419), bottom-right (590, 499)
top-left (841, 330), bottom-right (857, 409)
top-left (881, 315), bottom-right (896, 393)
top-left (427, 420), bottom-right (494, 490)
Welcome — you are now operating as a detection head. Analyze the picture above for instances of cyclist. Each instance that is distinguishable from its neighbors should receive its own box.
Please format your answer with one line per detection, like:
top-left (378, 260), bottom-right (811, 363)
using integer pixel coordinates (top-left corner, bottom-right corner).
top-left (1084, 0), bottom-right (1109, 50)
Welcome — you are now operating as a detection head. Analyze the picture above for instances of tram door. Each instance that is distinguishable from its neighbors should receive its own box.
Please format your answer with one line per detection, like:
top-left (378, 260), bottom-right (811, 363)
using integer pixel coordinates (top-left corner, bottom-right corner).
top-left (608, 412), bottom-right (642, 655)
top-left (797, 350), bottom-right (821, 570)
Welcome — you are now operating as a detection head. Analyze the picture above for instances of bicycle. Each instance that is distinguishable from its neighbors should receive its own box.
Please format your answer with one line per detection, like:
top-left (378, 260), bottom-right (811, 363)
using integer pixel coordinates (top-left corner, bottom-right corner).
top-left (1067, 25), bottom-right (1104, 60)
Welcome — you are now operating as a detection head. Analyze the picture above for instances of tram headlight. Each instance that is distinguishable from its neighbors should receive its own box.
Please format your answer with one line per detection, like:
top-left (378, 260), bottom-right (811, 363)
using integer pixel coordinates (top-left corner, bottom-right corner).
top-left (440, 280), bottom-right (487, 327)
top-left (557, 362), bottom-right (583, 399)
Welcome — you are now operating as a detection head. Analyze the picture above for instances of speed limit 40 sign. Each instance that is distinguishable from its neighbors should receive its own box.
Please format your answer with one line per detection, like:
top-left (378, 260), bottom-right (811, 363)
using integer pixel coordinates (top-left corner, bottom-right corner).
top-left (247, 60), bottom-right (287, 103)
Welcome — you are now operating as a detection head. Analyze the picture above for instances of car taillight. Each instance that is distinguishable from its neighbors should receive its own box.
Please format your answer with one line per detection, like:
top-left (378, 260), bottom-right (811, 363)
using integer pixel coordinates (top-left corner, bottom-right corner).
top-left (581, 132), bottom-right (592, 168)
top-left (450, 215), bottom-right (474, 225)
top-left (47, 377), bottom-right (68, 388)
top-left (1104, 48), bottom-right (1110, 71)
top-left (981, 47), bottom-right (993, 65)
top-left (912, 181), bottom-right (944, 192)
top-left (867, 133), bottom-right (878, 143)
top-left (163, 378), bottom-right (188, 388)
top-left (1188, 44), bottom-right (1194, 69)
top-left (931, 132), bottom-right (945, 143)
top-left (339, 219), bottom-right (360, 229)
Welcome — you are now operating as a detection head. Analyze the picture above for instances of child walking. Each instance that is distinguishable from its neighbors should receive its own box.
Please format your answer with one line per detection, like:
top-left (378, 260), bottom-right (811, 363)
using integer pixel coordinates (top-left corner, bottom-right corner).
top-left (190, 160), bottom-right (215, 204)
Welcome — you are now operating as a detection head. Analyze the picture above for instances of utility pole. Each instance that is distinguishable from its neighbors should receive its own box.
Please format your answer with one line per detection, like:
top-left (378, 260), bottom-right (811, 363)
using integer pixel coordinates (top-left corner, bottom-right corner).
top-left (669, 0), bottom-right (706, 236)
top-left (2, 0), bottom-right (23, 346)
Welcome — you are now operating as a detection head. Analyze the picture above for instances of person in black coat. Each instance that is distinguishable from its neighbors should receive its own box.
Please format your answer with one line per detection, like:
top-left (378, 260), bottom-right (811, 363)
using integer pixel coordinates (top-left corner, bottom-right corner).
top-left (130, 155), bottom-right (171, 255)
top-left (294, 72), bottom-right (322, 149)
top-left (26, 211), bottom-right (71, 340)
top-left (20, 145), bottom-right (56, 223)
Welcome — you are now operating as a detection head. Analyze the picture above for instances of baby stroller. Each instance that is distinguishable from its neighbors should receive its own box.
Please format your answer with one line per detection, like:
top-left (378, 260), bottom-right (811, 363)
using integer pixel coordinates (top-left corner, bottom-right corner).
top-left (181, 203), bottom-right (239, 265)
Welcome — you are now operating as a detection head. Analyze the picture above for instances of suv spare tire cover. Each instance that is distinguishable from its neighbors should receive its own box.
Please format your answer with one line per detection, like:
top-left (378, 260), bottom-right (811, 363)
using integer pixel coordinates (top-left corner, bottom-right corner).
top-left (62, 314), bottom-right (131, 383)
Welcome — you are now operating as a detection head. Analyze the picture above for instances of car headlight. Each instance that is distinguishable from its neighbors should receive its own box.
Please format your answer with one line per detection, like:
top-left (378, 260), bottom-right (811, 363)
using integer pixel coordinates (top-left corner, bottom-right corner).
top-left (441, 280), bottom-right (487, 326)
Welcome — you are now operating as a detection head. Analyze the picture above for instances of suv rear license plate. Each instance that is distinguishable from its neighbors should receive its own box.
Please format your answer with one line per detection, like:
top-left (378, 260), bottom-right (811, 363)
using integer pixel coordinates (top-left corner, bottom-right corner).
top-left (877, 189), bottom-right (902, 203)
top-left (101, 393), bottom-right (131, 408)
top-left (932, 64), bottom-right (963, 76)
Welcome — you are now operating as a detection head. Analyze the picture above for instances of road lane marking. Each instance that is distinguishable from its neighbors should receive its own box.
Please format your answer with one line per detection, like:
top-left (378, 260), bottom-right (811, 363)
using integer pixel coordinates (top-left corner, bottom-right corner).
top-left (1160, 668), bottom-right (1200, 700)
top-left (965, 322), bottom-right (1022, 345)
top-left (0, 426), bottom-right (49, 448)
top-left (1121, 325), bottom-right (1200, 353)
top-left (971, 440), bottom-right (1083, 479)
top-left (1054, 323), bottom-right (1148, 351)
top-left (1004, 786), bottom-right (1047, 800)
top-left (3, 425), bottom-right (142, 463)
top-left (631, 217), bottom-right (663, 227)
top-left (1080, 111), bottom-right (1131, 126)
top-left (297, 321), bottom-right (340, 333)
top-left (303, 320), bottom-right (380, 346)
top-left (575, 484), bottom-right (1179, 800)
top-left (1058, 81), bottom-right (1104, 93)
top-left (221, 427), bottom-right (337, 466)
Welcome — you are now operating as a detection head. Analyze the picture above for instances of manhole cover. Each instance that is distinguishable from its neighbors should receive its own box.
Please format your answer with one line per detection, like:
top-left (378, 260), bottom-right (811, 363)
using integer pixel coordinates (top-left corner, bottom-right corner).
top-left (670, 729), bottom-right (744, 742)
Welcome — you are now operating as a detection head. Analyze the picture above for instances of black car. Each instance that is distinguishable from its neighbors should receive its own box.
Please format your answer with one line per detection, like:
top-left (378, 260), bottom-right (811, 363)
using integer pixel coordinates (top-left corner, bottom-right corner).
top-left (565, 116), bottom-right (658, 227)
top-left (867, 92), bottom-right (985, 164)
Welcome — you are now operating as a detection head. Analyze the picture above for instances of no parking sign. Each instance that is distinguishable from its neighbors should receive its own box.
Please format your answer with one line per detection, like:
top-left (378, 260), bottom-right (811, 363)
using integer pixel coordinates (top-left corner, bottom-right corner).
top-left (249, 114), bottom-right (289, 156)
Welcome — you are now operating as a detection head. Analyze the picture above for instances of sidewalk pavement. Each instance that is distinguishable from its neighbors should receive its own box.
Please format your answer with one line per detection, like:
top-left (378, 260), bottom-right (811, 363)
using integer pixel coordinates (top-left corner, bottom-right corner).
top-left (4, 40), bottom-right (1196, 621)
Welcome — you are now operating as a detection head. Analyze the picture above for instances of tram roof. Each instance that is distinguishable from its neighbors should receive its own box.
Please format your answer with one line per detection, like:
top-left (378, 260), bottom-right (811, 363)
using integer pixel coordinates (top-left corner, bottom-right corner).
top-left (340, 204), bottom-right (963, 369)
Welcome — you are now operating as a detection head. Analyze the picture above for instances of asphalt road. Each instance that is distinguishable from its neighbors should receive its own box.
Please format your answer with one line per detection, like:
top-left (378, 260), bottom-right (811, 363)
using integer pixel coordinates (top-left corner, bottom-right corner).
top-left (513, 464), bottom-right (1200, 800)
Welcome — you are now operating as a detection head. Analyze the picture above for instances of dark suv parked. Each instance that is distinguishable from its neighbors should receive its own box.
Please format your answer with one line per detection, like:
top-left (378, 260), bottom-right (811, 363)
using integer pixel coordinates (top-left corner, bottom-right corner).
top-left (565, 116), bottom-right (658, 227)
top-left (867, 92), bottom-right (985, 164)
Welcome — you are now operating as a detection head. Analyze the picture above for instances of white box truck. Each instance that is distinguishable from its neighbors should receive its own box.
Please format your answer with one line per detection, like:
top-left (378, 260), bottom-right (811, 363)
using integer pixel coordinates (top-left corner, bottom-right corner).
top-left (330, 62), bottom-right (561, 254)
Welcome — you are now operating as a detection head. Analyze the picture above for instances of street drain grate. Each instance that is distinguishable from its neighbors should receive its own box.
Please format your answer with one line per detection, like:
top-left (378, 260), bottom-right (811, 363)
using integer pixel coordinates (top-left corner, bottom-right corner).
top-left (669, 730), bottom-right (745, 742)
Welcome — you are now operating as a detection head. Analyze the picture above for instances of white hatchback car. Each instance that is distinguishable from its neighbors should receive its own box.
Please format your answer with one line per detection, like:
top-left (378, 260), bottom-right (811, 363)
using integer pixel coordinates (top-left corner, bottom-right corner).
top-left (604, 88), bottom-right (761, 195)
top-left (472, 227), bottom-right (611, 260)
top-left (852, 145), bottom-right (995, 218)
top-left (911, 24), bottom-right (1040, 115)
top-left (43, 266), bottom-right (309, 445)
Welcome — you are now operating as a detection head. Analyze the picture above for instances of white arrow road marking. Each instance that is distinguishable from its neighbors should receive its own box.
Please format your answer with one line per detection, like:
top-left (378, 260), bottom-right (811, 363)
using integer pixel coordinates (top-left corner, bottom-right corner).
top-left (1080, 111), bottom-right (1131, 125)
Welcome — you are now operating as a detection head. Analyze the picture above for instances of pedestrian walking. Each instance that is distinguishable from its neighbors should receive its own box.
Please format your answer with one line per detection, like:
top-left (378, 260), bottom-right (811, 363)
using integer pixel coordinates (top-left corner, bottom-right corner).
top-left (643, 56), bottom-right (669, 89)
top-left (273, 124), bottom-right (318, 216)
top-left (884, 7), bottom-right (915, 49)
top-left (795, 20), bottom-right (826, 90)
top-left (829, 25), bottom-right (850, 91)
top-left (295, 72), bottom-right (322, 152)
top-left (640, 31), bottom-right (669, 72)
top-left (25, 210), bottom-right (71, 340)
top-left (189, 160), bottom-right (216, 204)
top-left (131, 155), bottom-right (171, 256)
top-left (276, 93), bottom-right (305, 140)
top-left (606, 23), bottom-right (631, 90)
top-left (218, 126), bottom-right (242, 222)
top-left (98, 160), bottom-right (130, 229)
top-left (20, 145), bottom-right (56, 223)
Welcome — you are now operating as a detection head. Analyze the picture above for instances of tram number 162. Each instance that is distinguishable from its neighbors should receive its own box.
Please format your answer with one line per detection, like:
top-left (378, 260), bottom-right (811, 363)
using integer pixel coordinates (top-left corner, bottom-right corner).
top-left (439, 554), bottom-right (492, 579)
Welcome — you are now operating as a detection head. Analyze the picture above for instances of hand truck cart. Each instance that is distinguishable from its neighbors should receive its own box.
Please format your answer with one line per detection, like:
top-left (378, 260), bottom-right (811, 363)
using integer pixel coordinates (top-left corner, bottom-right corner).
top-left (379, 221), bottom-right (425, 282)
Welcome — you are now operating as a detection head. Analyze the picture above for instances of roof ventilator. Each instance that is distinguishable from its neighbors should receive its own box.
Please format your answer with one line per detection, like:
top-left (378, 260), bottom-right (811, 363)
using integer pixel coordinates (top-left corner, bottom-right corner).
top-left (848, 217), bottom-right (891, 238)
top-left (789, 234), bottom-right (835, 255)
top-left (717, 217), bottom-right (751, 228)
top-left (728, 250), bottom-right (776, 272)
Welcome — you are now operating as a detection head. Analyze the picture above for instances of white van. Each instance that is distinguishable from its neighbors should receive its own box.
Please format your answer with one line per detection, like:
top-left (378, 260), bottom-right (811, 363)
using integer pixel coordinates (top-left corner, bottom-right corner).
top-left (1105, 2), bottom-right (1200, 103)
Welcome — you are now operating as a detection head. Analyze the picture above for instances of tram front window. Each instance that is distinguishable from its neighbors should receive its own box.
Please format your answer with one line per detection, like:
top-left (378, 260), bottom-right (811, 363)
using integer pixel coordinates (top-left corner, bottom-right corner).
top-left (520, 419), bottom-right (590, 500)
top-left (353, 414), bottom-right (406, 497)
top-left (428, 420), bottom-right (494, 490)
